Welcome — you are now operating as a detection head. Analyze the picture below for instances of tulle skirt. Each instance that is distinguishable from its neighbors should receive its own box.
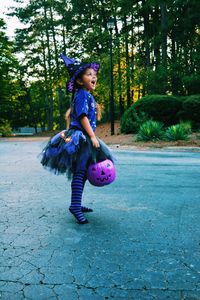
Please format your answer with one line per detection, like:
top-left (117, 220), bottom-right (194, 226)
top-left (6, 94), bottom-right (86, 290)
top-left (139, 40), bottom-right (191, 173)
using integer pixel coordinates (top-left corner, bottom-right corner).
top-left (39, 127), bottom-right (115, 179)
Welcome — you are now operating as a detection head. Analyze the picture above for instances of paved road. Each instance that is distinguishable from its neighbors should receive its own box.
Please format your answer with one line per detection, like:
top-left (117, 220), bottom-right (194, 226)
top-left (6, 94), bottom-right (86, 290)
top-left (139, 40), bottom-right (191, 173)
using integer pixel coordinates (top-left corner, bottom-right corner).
top-left (0, 140), bottom-right (200, 300)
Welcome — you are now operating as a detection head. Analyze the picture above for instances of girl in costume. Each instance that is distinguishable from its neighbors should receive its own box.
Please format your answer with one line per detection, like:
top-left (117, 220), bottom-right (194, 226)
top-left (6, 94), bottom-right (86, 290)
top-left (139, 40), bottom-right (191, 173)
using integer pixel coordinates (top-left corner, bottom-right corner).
top-left (40, 54), bottom-right (115, 224)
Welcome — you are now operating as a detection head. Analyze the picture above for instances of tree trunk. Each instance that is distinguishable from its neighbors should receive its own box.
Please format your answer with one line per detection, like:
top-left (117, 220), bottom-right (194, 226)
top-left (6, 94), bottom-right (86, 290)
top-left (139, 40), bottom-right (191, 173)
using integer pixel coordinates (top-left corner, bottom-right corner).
top-left (41, 32), bottom-right (49, 129)
top-left (43, 0), bottom-right (53, 130)
top-left (62, 24), bottom-right (67, 53)
top-left (114, 13), bottom-right (124, 116)
top-left (153, 4), bottom-right (161, 70)
top-left (123, 14), bottom-right (131, 108)
top-left (142, 0), bottom-right (150, 68)
top-left (171, 26), bottom-right (177, 95)
top-left (131, 11), bottom-right (135, 82)
top-left (160, 1), bottom-right (167, 67)
top-left (49, 3), bottom-right (60, 77)
top-left (49, 3), bottom-right (63, 129)
top-left (160, 0), bottom-right (168, 93)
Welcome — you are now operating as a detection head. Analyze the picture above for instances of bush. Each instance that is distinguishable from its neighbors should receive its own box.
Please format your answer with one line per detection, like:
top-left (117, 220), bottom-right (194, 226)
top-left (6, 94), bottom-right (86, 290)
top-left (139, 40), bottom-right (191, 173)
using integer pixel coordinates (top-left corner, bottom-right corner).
top-left (134, 94), bottom-right (185, 126)
top-left (136, 120), bottom-right (165, 142)
top-left (178, 95), bottom-right (200, 130)
top-left (0, 121), bottom-right (12, 137)
top-left (182, 74), bottom-right (200, 95)
top-left (179, 120), bottom-right (192, 134)
top-left (120, 106), bottom-right (148, 134)
top-left (165, 124), bottom-right (189, 141)
top-left (121, 94), bottom-right (200, 135)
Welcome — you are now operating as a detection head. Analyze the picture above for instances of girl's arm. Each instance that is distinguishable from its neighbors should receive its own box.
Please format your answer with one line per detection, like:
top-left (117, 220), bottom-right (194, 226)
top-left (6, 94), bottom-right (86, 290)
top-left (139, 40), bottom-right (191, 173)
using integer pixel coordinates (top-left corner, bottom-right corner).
top-left (80, 116), bottom-right (100, 148)
top-left (65, 108), bottom-right (71, 129)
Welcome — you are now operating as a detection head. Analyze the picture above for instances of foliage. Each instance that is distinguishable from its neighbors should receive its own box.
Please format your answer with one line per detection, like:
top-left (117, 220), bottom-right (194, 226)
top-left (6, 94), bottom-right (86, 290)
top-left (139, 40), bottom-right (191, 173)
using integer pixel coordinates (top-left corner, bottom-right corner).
top-left (165, 124), bottom-right (189, 141)
top-left (0, 19), bottom-right (22, 127)
top-left (0, 120), bottom-right (12, 137)
top-left (179, 121), bottom-right (192, 134)
top-left (134, 94), bottom-right (184, 126)
top-left (121, 94), bottom-right (199, 137)
top-left (135, 66), bottom-right (168, 95)
top-left (136, 120), bottom-right (165, 142)
top-left (120, 106), bottom-right (140, 134)
top-left (182, 74), bottom-right (200, 95)
top-left (120, 105), bottom-right (149, 134)
top-left (178, 95), bottom-right (200, 130)
top-left (1, 0), bottom-right (200, 129)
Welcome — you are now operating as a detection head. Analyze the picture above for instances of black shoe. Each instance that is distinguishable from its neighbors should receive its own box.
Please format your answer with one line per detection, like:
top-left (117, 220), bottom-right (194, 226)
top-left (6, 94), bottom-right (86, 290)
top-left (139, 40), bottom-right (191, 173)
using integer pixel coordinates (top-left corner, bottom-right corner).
top-left (81, 206), bottom-right (93, 212)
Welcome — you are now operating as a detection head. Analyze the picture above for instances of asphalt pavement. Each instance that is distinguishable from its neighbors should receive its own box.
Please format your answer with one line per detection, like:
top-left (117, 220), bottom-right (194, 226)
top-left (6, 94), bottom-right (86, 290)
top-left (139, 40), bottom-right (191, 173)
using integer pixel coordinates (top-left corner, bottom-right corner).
top-left (0, 139), bottom-right (200, 300)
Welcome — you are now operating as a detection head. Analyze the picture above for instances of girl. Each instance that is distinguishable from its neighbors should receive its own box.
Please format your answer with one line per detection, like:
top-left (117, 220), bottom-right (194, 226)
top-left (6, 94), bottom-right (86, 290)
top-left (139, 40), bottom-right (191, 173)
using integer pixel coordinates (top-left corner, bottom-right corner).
top-left (40, 54), bottom-right (115, 224)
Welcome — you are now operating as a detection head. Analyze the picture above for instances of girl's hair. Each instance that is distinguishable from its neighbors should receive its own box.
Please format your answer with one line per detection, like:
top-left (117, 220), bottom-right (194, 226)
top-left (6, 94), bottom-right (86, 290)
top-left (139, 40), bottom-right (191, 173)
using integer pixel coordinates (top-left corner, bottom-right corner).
top-left (96, 103), bottom-right (102, 121)
top-left (71, 69), bottom-right (86, 102)
top-left (70, 68), bottom-right (102, 121)
top-left (64, 108), bottom-right (71, 129)
top-left (74, 69), bottom-right (86, 91)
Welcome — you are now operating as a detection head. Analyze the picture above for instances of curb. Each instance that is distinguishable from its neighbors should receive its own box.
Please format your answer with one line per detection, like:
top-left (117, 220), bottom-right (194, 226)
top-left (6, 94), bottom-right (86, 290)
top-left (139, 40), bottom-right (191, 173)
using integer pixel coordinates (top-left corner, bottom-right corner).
top-left (109, 144), bottom-right (200, 152)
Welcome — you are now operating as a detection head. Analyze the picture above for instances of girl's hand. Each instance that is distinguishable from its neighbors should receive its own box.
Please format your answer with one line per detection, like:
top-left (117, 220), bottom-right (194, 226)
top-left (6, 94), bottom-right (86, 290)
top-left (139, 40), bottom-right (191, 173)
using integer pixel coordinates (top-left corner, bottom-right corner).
top-left (90, 136), bottom-right (100, 148)
top-left (60, 131), bottom-right (71, 143)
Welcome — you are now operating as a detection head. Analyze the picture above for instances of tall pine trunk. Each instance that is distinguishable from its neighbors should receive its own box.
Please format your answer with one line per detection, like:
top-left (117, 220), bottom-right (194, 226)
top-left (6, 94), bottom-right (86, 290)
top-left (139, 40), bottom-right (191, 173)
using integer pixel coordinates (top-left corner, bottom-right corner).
top-left (41, 32), bottom-right (49, 130)
top-left (141, 0), bottom-right (150, 96)
top-left (131, 11), bottom-right (135, 102)
top-left (43, 0), bottom-right (53, 130)
top-left (160, 0), bottom-right (168, 93)
top-left (142, 0), bottom-right (150, 68)
top-left (114, 14), bottom-right (124, 116)
top-left (123, 14), bottom-right (131, 108)
top-left (62, 24), bottom-right (67, 53)
top-left (153, 5), bottom-right (161, 71)
top-left (49, 2), bottom-right (64, 129)
top-left (171, 26), bottom-right (177, 95)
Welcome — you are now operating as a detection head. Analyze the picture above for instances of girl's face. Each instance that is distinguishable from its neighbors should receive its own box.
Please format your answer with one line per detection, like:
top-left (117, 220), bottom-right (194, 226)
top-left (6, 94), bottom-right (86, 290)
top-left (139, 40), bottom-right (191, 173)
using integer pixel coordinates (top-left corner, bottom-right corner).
top-left (76, 68), bottom-right (97, 91)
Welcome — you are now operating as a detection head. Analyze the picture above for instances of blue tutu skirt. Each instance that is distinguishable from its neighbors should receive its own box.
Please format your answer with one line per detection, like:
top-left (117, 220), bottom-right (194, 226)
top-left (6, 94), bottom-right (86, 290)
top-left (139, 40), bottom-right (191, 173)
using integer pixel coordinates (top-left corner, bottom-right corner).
top-left (40, 128), bottom-right (115, 178)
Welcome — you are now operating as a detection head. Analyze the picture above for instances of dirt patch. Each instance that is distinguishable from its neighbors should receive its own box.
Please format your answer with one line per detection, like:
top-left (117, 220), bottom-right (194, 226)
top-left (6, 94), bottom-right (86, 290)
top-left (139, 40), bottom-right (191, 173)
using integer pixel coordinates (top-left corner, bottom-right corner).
top-left (1, 121), bottom-right (200, 150)
top-left (96, 121), bottom-right (200, 148)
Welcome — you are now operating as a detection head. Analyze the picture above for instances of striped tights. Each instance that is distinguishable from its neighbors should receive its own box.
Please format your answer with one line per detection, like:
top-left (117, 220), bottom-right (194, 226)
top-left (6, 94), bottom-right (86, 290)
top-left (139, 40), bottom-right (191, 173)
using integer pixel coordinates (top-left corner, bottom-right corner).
top-left (69, 170), bottom-right (89, 224)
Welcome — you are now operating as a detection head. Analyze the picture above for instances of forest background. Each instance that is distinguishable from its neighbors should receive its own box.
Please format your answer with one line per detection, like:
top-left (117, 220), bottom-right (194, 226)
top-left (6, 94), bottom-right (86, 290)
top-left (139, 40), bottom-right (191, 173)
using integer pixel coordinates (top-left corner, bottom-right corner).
top-left (0, 0), bottom-right (199, 133)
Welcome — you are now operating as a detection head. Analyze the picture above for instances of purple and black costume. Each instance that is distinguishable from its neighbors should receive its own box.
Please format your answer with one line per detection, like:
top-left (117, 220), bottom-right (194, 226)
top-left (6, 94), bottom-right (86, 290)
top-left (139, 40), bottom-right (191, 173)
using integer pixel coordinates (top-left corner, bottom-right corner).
top-left (40, 53), bottom-right (115, 224)
top-left (40, 88), bottom-right (114, 179)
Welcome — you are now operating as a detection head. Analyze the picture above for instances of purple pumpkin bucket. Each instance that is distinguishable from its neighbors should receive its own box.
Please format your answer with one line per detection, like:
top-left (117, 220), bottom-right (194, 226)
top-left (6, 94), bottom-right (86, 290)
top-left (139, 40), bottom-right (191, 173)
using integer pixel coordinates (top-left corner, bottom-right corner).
top-left (87, 159), bottom-right (116, 187)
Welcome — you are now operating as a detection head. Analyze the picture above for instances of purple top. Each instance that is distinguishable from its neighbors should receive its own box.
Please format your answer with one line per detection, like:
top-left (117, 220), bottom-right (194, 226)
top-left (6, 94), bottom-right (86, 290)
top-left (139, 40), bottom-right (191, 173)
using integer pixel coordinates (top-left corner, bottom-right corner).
top-left (70, 88), bottom-right (97, 132)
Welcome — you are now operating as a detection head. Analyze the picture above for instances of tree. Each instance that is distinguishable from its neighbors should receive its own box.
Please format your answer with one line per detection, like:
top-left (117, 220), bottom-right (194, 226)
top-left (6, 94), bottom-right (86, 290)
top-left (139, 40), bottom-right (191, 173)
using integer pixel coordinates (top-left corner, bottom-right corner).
top-left (0, 18), bottom-right (23, 127)
top-left (3, 0), bottom-right (199, 130)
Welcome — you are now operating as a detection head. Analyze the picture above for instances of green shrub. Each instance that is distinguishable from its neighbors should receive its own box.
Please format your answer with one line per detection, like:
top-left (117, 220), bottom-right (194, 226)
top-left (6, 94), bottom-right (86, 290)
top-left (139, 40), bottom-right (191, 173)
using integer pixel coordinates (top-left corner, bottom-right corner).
top-left (178, 95), bottom-right (200, 130)
top-left (134, 94), bottom-right (184, 126)
top-left (182, 74), bottom-right (200, 95)
top-left (121, 94), bottom-right (200, 134)
top-left (120, 106), bottom-right (149, 134)
top-left (165, 124), bottom-right (189, 141)
top-left (136, 120), bottom-right (165, 142)
top-left (179, 120), bottom-right (192, 134)
top-left (0, 121), bottom-right (12, 137)
top-left (120, 107), bottom-right (139, 133)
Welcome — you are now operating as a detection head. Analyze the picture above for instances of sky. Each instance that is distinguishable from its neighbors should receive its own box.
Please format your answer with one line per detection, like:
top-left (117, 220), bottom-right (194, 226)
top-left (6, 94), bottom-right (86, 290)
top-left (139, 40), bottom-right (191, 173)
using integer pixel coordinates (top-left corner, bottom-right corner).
top-left (0, 0), bottom-right (29, 39)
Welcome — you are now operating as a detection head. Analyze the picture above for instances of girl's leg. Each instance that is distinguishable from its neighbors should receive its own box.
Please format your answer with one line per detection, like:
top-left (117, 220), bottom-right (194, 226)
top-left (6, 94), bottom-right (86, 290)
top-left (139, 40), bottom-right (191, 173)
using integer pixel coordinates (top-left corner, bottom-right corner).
top-left (69, 170), bottom-right (88, 224)
top-left (81, 175), bottom-right (93, 212)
